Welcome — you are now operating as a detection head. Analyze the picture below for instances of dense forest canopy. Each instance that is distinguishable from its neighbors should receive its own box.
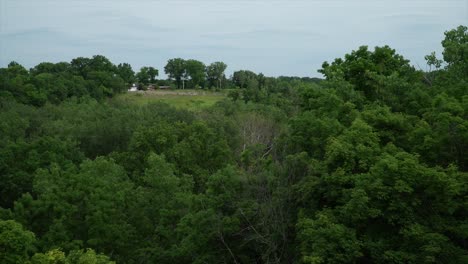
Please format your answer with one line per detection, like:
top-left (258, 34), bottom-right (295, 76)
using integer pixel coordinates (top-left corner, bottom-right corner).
top-left (0, 25), bottom-right (467, 263)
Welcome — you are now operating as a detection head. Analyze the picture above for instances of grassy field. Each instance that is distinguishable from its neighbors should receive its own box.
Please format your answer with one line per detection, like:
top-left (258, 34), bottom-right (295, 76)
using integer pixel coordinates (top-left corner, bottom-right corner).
top-left (115, 89), bottom-right (226, 111)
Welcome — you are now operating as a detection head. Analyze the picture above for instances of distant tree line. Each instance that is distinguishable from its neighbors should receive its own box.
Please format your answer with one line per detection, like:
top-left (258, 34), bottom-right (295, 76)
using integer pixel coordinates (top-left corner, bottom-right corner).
top-left (1, 54), bottom-right (324, 107)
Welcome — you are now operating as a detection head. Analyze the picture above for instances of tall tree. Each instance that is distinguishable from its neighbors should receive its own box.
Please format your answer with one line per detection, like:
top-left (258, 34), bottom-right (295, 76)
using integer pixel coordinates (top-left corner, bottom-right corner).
top-left (70, 55), bottom-right (116, 78)
top-left (164, 58), bottom-right (186, 89)
top-left (136, 66), bottom-right (158, 85)
top-left (441, 25), bottom-right (467, 68)
top-left (117, 63), bottom-right (136, 85)
top-left (318, 45), bottom-right (419, 100)
top-left (185, 59), bottom-right (206, 88)
top-left (232, 70), bottom-right (257, 88)
top-left (88, 55), bottom-right (116, 73)
top-left (70, 57), bottom-right (91, 77)
top-left (206, 61), bottom-right (227, 89)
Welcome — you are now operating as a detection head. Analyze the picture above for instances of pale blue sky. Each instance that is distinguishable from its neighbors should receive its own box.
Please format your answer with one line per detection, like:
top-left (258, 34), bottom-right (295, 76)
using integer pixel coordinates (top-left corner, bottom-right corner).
top-left (1, 0), bottom-right (466, 77)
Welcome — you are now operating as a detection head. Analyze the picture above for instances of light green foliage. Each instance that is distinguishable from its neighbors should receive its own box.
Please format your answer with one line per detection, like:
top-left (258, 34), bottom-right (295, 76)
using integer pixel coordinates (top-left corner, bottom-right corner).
top-left (116, 90), bottom-right (225, 110)
top-left (325, 118), bottom-right (380, 173)
top-left (31, 248), bottom-right (67, 264)
top-left (0, 220), bottom-right (36, 264)
top-left (31, 248), bottom-right (114, 264)
top-left (297, 213), bottom-right (362, 264)
top-left (360, 105), bottom-right (413, 146)
top-left (319, 45), bottom-right (420, 101)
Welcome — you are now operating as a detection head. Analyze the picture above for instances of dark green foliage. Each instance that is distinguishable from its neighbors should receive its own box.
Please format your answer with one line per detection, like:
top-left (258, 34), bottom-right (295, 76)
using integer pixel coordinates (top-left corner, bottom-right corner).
top-left (117, 63), bottom-right (136, 85)
top-left (206, 61), bottom-right (227, 89)
top-left (13, 158), bottom-right (136, 261)
top-left (0, 55), bottom-right (131, 106)
top-left (164, 58), bottom-right (187, 89)
top-left (232, 70), bottom-right (258, 89)
top-left (185, 59), bottom-right (206, 88)
top-left (442, 25), bottom-right (467, 70)
top-left (136, 66), bottom-right (158, 85)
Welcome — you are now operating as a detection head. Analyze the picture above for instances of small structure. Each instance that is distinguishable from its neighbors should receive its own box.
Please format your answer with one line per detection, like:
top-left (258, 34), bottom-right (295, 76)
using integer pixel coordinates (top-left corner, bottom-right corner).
top-left (128, 83), bottom-right (138, 92)
top-left (159, 86), bottom-right (171, 89)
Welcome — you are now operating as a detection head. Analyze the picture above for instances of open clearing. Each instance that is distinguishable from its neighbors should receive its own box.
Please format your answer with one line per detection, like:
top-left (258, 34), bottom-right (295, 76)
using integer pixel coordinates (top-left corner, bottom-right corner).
top-left (115, 89), bottom-right (226, 111)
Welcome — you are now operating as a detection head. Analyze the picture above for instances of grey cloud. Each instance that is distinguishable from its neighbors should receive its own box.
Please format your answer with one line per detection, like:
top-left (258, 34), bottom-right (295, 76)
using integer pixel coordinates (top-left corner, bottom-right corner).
top-left (1, 0), bottom-right (466, 77)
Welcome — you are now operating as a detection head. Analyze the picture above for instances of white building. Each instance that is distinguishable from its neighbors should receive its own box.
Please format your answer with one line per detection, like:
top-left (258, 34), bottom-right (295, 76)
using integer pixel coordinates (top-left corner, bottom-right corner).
top-left (128, 83), bottom-right (138, 92)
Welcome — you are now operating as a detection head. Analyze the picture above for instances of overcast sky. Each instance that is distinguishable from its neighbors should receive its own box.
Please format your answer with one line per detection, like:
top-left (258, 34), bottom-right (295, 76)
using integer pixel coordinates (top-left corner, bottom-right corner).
top-left (1, 0), bottom-right (466, 77)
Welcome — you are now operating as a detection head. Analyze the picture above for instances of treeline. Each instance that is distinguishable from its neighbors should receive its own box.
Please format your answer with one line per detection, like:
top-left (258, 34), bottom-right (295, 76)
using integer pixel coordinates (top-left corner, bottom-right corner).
top-left (0, 26), bottom-right (467, 263)
top-left (0, 55), bottom-right (322, 107)
top-left (0, 56), bottom-right (131, 106)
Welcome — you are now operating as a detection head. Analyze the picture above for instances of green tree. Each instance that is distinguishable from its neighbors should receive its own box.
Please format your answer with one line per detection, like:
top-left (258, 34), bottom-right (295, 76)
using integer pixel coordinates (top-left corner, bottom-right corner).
top-left (352, 150), bottom-right (468, 262)
top-left (87, 55), bottom-right (116, 74)
top-left (297, 212), bottom-right (362, 264)
top-left (130, 153), bottom-right (192, 262)
top-left (164, 58), bottom-right (186, 89)
top-left (432, 25), bottom-right (468, 98)
top-left (30, 62), bottom-right (70, 76)
top-left (175, 166), bottom-right (255, 263)
top-left (232, 70), bottom-right (257, 88)
top-left (169, 121), bottom-right (232, 184)
top-left (136, 66), bottom-right (158, 85)
top-left (441, 25), bottom-right (467, 68)
top-left (86, 70), bottom-right (126, 96)
top-left (70, 55), bottom-right (116, 78)
top-left (416, 93), bottom-right (467, 169)
top-left (185, 59), bottom-right (206, 88)
top-left (324, 118), bottom-right (380, 173)
top-left (319, 45), bottom-right (419, 100)
top-left (206, 61), bottom-right (227, 89)
top-left (14, 158), bottom-right (136, 261)
top-left (116, 63), bottom-right (135, 85)
top-left (0, 61), bottom-right (45, 105)
top-left (0, 136), bottom-right (83, 208)
top-left (0, 220), bottom-right (36, 264)
top-left (32, 73), bottom-right (67, 103)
